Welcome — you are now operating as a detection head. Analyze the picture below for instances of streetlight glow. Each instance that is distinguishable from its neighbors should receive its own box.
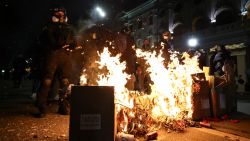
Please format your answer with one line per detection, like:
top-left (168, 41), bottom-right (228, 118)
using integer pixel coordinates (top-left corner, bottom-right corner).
top-left (211, 19), bottom-right (216, 23)
top-left (95, 6), bottom-right (106, 18)
top-left (241, 11), bottom-right (247, 16)
top-left (188, 37), bottom-right (198, 47)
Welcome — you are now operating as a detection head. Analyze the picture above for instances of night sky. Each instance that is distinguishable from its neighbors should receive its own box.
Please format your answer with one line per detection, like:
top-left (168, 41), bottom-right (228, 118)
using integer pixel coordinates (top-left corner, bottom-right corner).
top-left (0, 0), bottom-right (147, 68)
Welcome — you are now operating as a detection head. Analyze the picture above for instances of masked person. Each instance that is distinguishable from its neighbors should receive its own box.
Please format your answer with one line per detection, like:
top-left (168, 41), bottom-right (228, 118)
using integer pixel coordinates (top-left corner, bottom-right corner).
top-left (213, 45), bottom-right (231, 76)
top-left (34, 7), bottom-right (76, 118)
top-left (115, 26), bottom-right (136, 90)
top-left (160, 31), bottom-right (173, 67)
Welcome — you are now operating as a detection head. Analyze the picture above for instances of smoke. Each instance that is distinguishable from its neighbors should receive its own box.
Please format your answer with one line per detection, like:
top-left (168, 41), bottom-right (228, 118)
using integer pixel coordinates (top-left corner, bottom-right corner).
top-left (76, 19), bottom-right (96, 34)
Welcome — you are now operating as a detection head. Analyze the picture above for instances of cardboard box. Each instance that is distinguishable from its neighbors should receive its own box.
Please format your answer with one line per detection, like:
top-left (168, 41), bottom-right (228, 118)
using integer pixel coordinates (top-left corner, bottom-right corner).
top-left (192, 81), bottom-right (212, 120)
top-left (69, 86), bottom-right (115, 141)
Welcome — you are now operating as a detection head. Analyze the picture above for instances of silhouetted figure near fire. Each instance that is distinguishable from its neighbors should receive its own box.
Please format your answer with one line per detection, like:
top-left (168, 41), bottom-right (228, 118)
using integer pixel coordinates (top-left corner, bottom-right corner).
top-left (115, 26), bottom-right (136, 90)
top-left (34, 7), bottom-right (76, 118)
top-left (159, 31), bottom-right (173, 67)
top-left (12, 54), bottom-right (26, 88)
top-left (209, 49), bottom-right (217, 75)
top-left (81, 26), bottom-right (101, 86)
top-left (213, 45), bottom-right (231, 76)
top-left (211, 45), bottom-right (237, 116)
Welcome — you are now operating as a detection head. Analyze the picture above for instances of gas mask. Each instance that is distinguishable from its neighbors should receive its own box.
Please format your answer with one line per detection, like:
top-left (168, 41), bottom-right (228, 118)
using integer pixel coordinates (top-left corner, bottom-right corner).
top-left (52, 16), bottom-right (60, 22)
top-left (51, 8), bottom-right (68, 23)
top-left (52, 15), bottom-right (68, 23)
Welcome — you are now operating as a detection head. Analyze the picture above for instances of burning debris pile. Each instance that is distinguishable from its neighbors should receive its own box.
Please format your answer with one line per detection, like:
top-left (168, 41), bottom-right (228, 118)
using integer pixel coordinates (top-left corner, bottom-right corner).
top-left (80, 46), bottom-right (203, 138)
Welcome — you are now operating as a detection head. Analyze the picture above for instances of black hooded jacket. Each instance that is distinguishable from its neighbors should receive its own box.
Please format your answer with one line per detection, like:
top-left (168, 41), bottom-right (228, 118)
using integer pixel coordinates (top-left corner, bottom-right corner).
top-left (39, 22), bottom-right (76, 50)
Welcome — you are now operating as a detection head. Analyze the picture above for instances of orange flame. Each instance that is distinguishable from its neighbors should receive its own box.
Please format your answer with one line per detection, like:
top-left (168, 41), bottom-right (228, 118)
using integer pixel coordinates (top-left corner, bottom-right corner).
top-left (79, 46), bottom-right (203, 132)
top-left (136, 49), bottom-right (202, 121)
top-left (96, 47), bottom-right (134, 110)
top-left (79, 69), bottom-right (87, 85)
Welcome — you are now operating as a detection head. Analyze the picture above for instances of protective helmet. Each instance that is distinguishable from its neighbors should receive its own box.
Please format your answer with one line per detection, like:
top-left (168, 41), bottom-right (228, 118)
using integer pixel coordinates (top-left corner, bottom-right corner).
top-left (50, 7), bottom-right (68, 23)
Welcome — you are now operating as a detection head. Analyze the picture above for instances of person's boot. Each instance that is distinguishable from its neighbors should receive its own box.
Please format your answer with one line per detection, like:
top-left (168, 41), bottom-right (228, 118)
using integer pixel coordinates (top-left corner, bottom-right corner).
top-left (33, 111), bottom-right (46, 118)
top-left (58, 98), bottom-right (70, 115)
top-left (58, 88), bottom-right (70, 115)
top-left (32, 106), bottom-right (47, 118)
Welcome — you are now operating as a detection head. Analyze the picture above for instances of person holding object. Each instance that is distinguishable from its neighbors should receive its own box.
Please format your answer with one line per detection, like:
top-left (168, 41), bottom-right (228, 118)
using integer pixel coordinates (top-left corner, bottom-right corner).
top-left (34, 7), bottom-right (76, 118)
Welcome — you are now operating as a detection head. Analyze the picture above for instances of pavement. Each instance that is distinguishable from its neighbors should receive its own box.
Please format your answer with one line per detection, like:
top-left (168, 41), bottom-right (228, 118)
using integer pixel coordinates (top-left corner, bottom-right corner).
top-left (237, 94), bottom-right (250, 115)
top-left (1, 79), bottom-right (250, 141)
top-left (206, 93), bottom-right (250, 139)
top-left (210, 112), bottom-right (250, 139)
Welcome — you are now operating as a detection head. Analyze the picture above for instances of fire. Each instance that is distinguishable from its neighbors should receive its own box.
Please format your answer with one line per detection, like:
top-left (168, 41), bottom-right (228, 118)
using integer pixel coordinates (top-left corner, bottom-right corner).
top-left (79, 46), bottom-right (203, 134)
top-left (79, 69), bottom-right (87, 85)
top-left (96, 47), bottom-right (133, 110)
top-left (136, 49), bottom-right (202, 121)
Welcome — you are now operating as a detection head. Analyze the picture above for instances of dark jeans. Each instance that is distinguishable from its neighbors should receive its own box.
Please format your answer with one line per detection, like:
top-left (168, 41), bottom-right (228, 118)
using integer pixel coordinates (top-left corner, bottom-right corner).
top-left (36, 48), bottom-right (71, 113)
top-left (43, 49), bottom-right (71, 80)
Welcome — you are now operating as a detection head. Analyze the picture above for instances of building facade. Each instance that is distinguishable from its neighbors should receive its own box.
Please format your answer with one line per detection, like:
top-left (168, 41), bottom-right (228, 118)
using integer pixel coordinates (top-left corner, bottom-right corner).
top-left (118, 0), bottom-right (250, 93)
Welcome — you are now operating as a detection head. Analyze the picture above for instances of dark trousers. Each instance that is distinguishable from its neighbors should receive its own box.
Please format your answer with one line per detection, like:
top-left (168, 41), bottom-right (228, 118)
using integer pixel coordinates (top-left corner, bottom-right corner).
top-left (37, 49), bottom-right (71, 113)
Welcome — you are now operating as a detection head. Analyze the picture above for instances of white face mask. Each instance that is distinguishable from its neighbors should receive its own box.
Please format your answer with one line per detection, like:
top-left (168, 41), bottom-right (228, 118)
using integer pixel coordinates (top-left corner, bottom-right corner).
top-left (52, 16), bottom-right (68, 23)
top-left (52, 16), bottom-right (59, 22)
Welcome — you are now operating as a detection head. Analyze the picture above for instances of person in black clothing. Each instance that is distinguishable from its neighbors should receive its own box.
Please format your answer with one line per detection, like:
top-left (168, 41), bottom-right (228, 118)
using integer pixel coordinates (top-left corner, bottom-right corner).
top-left (159, 31), bottom-right (174, 67)
top-left (161, 31), bottom-right (174, 51)
top-left (119, 27), bottom-right (136, 76)
top-left (213, 45), bottom-right (231, 76)
top-left (35, 7), bottom-right (76, 118)
top-left (209, 49), bottom-right (217, 75)
top-left (12, 54), bottom-right (26, 88)
top-left (115, 27), bottom-right (136, 90)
